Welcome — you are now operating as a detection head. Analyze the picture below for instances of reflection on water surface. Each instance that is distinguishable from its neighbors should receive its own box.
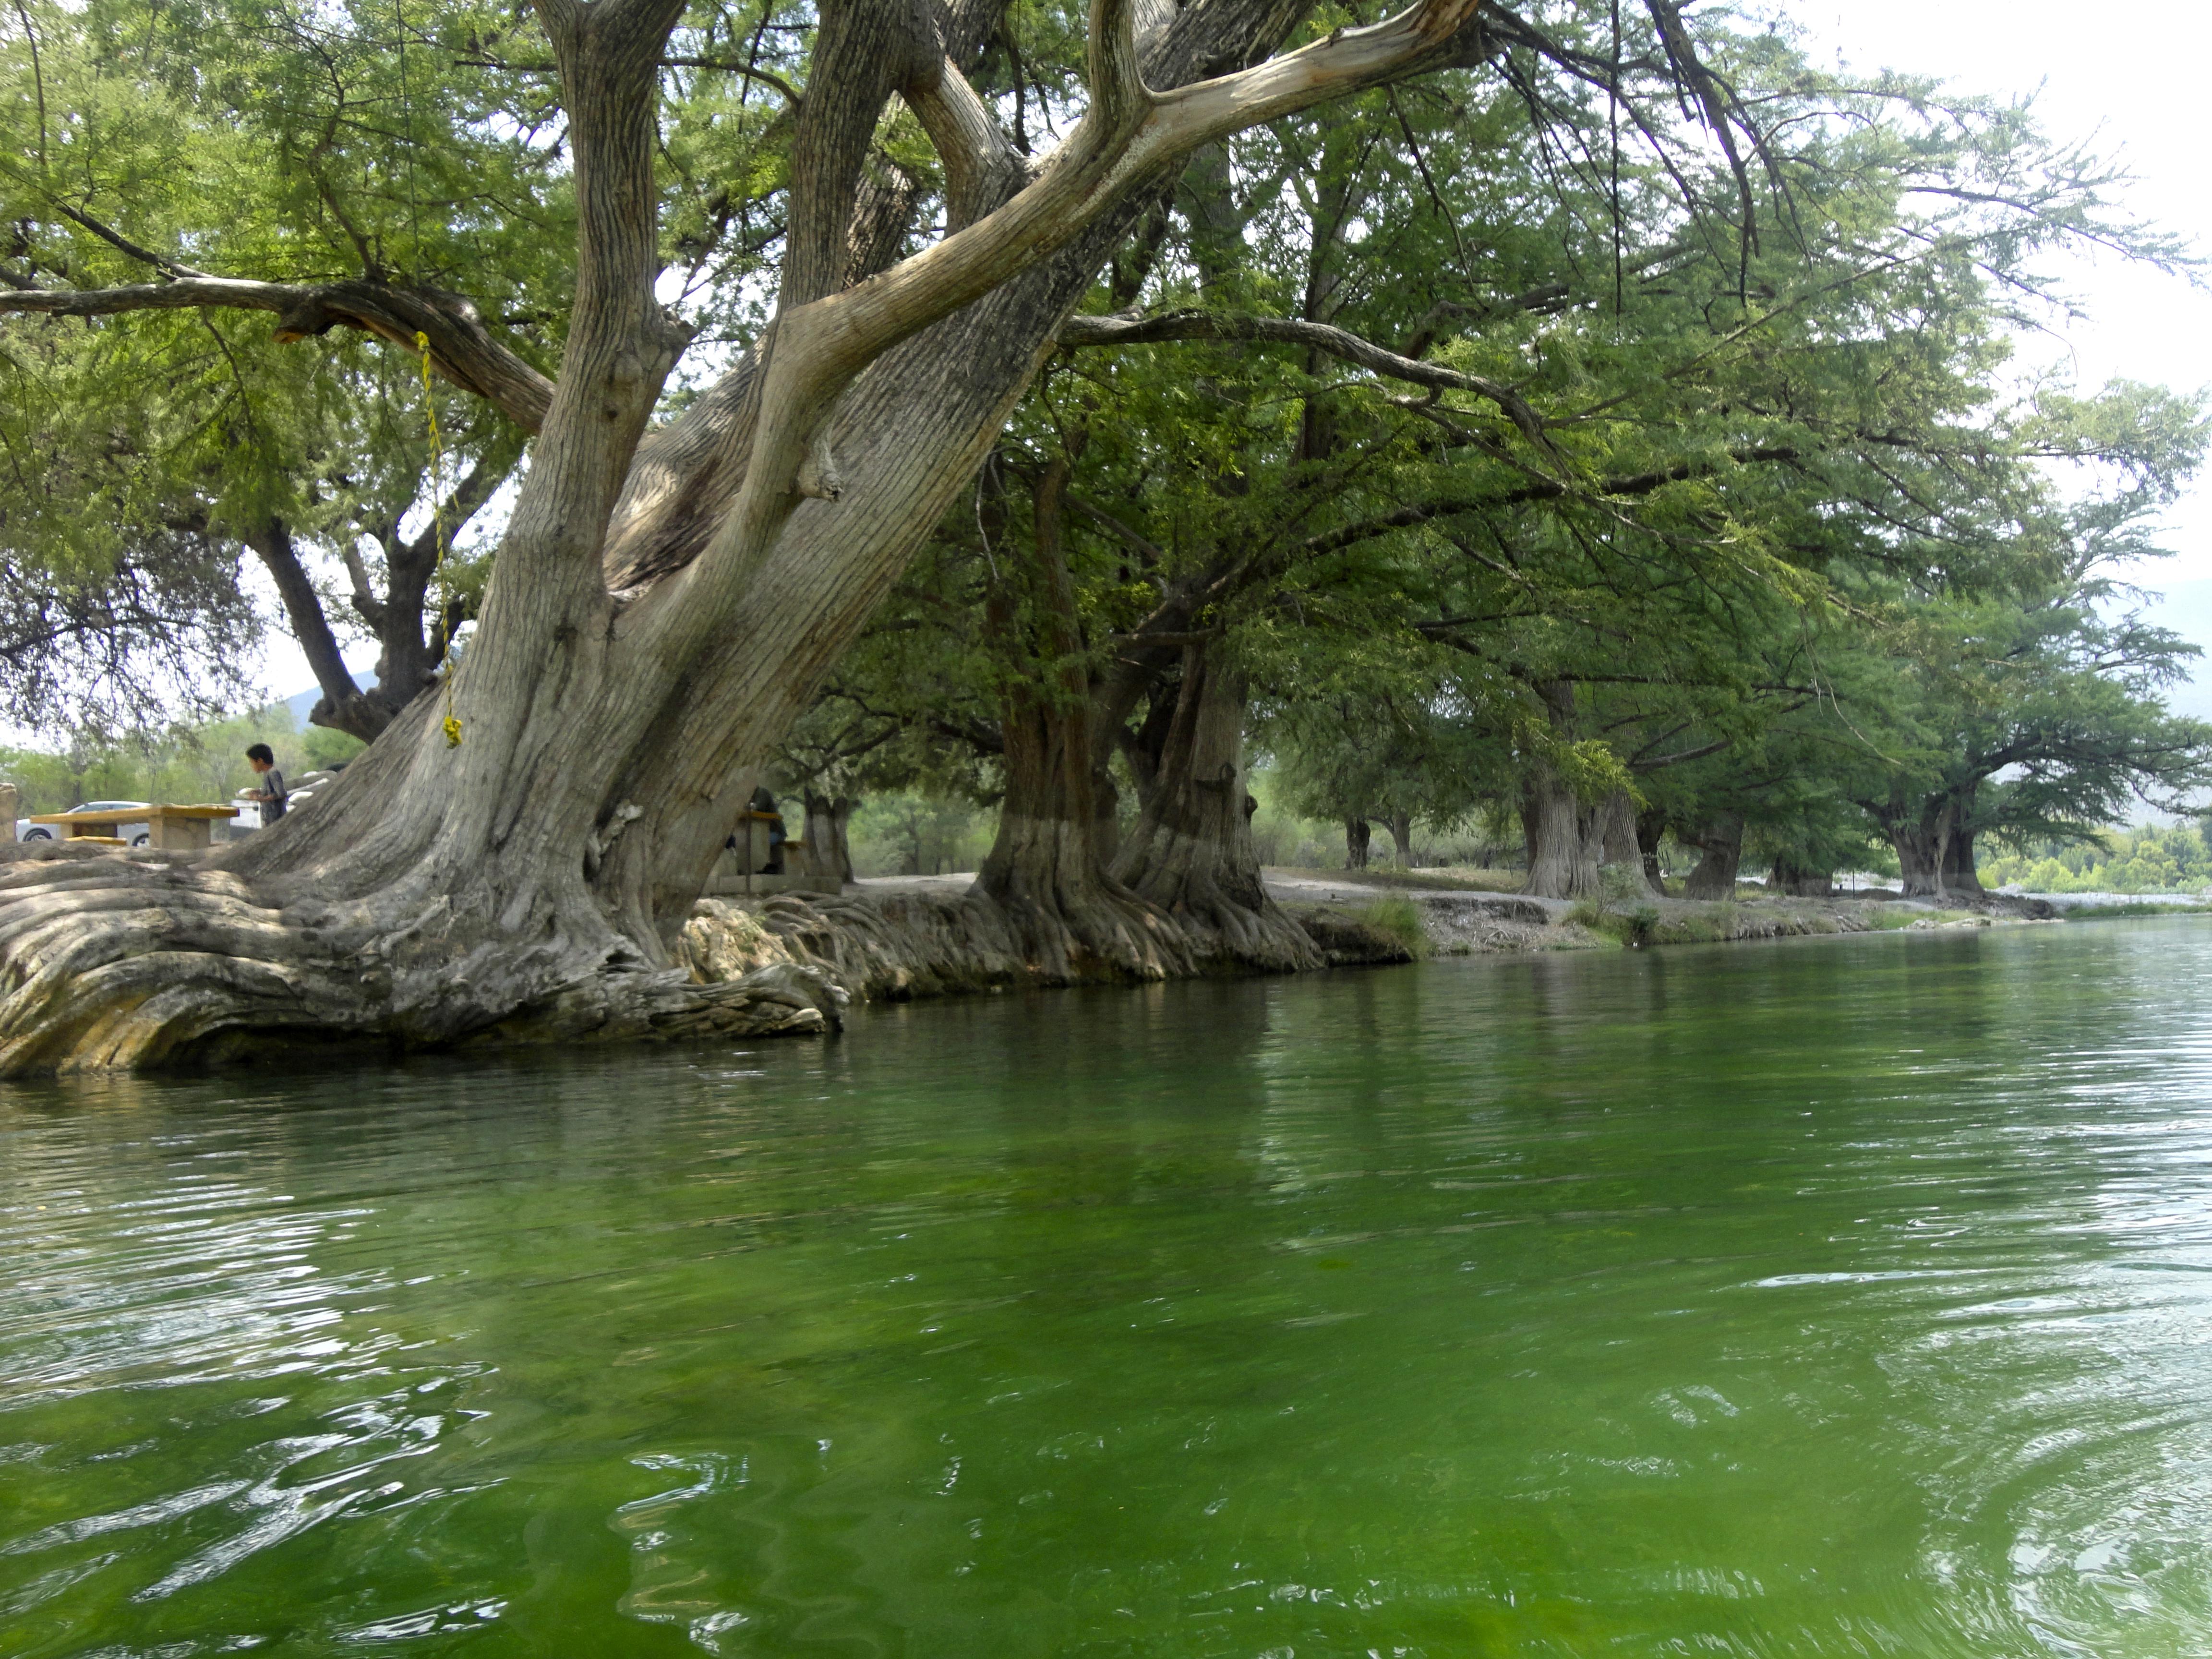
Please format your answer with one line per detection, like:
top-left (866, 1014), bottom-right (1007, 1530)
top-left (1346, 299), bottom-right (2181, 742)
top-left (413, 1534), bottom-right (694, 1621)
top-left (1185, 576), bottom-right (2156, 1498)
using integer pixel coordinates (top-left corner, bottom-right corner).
top-left (4, 921), bottom-right (2212, 1655)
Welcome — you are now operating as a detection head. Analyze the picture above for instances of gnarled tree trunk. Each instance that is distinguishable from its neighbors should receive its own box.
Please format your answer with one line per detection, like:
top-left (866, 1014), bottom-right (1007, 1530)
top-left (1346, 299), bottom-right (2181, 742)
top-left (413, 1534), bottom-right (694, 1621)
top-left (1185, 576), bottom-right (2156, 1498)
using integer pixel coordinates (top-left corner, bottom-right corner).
top-left (1386, 811), bottom-right (1415, 868)
top-left (1682, 814), bottom-right (1745, 900)
top-left (1111, 643), bottom-right (1322, 971)
top-left (973, 458), bottom-right (1190, 981)
top-left (1345, 817), bottom-right (1372, 869)
top-left (1891, 826), bottom-right (1939, 897)
top-left (1883, 790), bottom-right (1979, 900)
top-left (1521, 774), bottom-right (1601, 899)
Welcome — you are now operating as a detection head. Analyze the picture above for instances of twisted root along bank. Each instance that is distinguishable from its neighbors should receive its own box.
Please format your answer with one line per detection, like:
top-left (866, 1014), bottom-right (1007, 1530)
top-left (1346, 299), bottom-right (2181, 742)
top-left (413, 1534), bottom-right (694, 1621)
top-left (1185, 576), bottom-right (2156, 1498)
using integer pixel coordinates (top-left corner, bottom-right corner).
top-left (0, 0), bottom-right (1599, 1074)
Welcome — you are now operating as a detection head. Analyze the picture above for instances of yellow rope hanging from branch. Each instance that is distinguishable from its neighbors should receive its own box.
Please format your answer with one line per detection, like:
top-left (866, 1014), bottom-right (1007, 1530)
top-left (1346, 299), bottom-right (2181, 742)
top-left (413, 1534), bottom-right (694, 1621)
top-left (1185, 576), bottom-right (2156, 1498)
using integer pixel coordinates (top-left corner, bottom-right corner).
top-left (415, 332), bottom-right (464, 748)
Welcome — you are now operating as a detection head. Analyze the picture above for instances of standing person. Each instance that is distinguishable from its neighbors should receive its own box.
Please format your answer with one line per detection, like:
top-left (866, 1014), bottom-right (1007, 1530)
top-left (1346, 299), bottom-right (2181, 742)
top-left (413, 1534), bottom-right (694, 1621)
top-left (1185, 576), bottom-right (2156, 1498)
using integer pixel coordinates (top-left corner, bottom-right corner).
top-left (243, 744), bottom-right (288, 827)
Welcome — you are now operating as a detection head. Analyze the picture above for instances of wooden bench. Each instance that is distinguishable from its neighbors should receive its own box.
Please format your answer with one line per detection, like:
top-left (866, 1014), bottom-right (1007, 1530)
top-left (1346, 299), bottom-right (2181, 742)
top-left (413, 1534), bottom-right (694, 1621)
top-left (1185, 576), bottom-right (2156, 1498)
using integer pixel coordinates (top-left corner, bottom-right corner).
top-left (703, 810), bottom-right (841, 897)
top-left (30, 804), bottom-right (239, 851)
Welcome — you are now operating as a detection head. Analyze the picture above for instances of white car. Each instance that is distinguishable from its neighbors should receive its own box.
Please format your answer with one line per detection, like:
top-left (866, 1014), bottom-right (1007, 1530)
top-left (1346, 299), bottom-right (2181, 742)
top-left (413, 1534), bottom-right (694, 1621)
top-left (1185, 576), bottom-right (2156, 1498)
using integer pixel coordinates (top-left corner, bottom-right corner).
top-left (14, 800), bottom-right (153, 846)
top-left (228, 769), bottom-right (341, 833)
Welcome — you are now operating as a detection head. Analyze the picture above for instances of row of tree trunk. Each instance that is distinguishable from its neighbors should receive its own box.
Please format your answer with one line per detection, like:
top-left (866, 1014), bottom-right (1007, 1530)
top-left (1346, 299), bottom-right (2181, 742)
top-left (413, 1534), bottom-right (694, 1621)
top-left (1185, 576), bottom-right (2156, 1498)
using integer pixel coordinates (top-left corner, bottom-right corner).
top-left (1511, 795), bottom-right (1987, 903)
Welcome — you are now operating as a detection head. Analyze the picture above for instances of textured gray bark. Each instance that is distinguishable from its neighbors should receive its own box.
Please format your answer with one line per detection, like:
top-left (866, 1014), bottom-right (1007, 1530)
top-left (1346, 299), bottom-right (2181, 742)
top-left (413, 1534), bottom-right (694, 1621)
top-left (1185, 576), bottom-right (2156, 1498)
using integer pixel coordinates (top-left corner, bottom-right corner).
top-left (1880, 788), bottom-right (1983, 899)
top-left (1594, 789), bottom-right (1659, 897)
top-left (1521, 774), bottom-right (1601, 899)
top-left (803, 794), bottom-right (857, 884)
top-left (1110, 645), bottom-right (1322, 971)
top-left (1519, 683), bottom-right (1611, 901)
top-left (1345, 817), bottom-right (1372, 869)
top-left (972, 458), bottom-right (1190, 981)
top-left (1387, 811), bottom-right (1415, 868)
top-left (1682, 814), bottom-right (1745, 901)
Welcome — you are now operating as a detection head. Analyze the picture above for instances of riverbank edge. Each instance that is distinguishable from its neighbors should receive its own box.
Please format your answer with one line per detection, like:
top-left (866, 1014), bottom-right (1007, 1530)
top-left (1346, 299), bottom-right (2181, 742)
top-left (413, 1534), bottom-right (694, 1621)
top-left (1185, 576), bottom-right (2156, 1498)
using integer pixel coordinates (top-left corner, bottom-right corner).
top-left (678, 878), bottom-right (2065, 1011)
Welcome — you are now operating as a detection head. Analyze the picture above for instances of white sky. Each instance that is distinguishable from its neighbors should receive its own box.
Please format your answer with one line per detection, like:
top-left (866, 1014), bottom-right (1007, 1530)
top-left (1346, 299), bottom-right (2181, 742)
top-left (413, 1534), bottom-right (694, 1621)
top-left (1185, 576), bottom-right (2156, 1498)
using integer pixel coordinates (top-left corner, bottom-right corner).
top-left (240, 0), bottom-right (2212, 709)
top-left (1802, 0), bottom-right (2212, 565)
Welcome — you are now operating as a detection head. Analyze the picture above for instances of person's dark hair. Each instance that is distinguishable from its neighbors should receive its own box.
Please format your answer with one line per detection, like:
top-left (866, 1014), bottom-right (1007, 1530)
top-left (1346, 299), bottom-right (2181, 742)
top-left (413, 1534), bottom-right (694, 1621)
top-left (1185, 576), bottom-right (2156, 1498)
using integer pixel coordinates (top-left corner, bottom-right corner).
top-left (245, 743), bottom-right (275, 765)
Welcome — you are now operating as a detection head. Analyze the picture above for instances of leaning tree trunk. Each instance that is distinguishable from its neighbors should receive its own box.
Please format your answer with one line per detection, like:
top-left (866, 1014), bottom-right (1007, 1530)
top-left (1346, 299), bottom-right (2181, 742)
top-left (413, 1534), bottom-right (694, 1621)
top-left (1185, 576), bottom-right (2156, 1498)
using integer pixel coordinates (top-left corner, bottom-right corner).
top-left (1345, 817), bottom-right (1373, 870)
top-left (1681, 814), bottom-right (1745, 901)
top-left (972, 458), bottom-right (1190, 981)
top-left (1110, 643), bottom-right (1322, 972)
top-left (0, 0), bottom-right (1499, 1072)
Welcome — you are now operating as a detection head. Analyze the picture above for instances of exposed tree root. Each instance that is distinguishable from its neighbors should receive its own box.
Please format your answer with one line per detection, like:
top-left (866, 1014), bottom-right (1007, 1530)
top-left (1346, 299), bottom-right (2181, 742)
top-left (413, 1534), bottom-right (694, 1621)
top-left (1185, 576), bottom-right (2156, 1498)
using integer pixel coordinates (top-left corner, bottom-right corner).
top-left (0, 845), bottom-right (842, 1076)
top-left (976, 816), bottom-right (1197, 984)
top-left (1113, 824), bottom-right (1324, 973)
top-left (1108, 648), bottom-right (1323, 973)
top-left (682, 871), bottom-right (1337, 1005)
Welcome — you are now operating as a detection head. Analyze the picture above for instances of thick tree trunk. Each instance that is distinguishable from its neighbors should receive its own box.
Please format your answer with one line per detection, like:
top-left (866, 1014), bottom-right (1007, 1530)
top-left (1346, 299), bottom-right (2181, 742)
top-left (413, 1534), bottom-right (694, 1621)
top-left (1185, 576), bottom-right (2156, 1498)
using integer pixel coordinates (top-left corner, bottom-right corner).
top-left (803, 793), bottom-right (856, 885)
top-left (1346, 817), bottom-right (1372, 869)
top-left (1520, 682), bottom-right (1607, 901)
top-left (1636, 804), bottom-right (1670, 894)
top-left (1682, 814), bottom-right (1745, 901)
top-left (973, 459), bottom-right (1190, 981)
top-left (1942, 830), bottom-right (1984, 896)
top-left (1387, 811), bottom-right (1415, 868)
top-left (1110, 644), bottom-right (1323, 971)
top-left (1594, 788), bottom-right (1659, 898)
top-left (1885, 793), bottom-right (1978, 899)
top-left (1891, 826), bottom-right (1940, 897)
top-left (1521, 774), bottom-right (1601, 900)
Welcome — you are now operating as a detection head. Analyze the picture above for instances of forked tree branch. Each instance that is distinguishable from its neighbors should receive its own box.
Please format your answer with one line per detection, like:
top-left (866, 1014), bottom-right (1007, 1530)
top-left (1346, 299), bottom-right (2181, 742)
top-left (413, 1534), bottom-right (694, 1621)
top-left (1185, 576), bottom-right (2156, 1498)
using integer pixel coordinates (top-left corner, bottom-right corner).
top-left (903, 56), bottom-right (1031, 230)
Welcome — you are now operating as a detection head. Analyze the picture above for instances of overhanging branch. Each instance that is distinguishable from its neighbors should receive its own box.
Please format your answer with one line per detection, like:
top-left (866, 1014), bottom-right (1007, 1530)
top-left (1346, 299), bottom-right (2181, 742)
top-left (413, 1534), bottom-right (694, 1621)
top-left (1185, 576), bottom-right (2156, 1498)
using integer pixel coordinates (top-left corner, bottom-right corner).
top-left (0, 277), bottom-right (555, 433)
top-left (1058, 307), bottom-right (1551, 446)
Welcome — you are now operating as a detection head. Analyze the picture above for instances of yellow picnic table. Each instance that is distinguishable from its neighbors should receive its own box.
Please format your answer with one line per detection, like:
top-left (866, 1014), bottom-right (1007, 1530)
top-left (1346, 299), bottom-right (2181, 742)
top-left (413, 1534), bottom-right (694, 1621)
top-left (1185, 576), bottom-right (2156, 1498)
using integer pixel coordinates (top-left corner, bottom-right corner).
top-left (30, 803), bottom-right (239, 851)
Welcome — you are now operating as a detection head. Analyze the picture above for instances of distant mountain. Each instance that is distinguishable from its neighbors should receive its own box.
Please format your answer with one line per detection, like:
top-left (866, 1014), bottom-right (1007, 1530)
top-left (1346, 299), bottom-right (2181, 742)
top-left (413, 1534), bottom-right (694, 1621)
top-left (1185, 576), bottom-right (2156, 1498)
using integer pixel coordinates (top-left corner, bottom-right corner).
top-left (283, 673), bottom-right (379, 729)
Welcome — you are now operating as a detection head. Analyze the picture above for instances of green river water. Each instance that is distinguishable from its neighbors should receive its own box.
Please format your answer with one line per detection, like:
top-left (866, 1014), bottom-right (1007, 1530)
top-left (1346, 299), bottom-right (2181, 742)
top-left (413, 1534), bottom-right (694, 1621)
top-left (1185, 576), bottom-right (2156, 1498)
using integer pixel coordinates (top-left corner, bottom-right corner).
top-left (4, 920), bottom-right (2212, 1657)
